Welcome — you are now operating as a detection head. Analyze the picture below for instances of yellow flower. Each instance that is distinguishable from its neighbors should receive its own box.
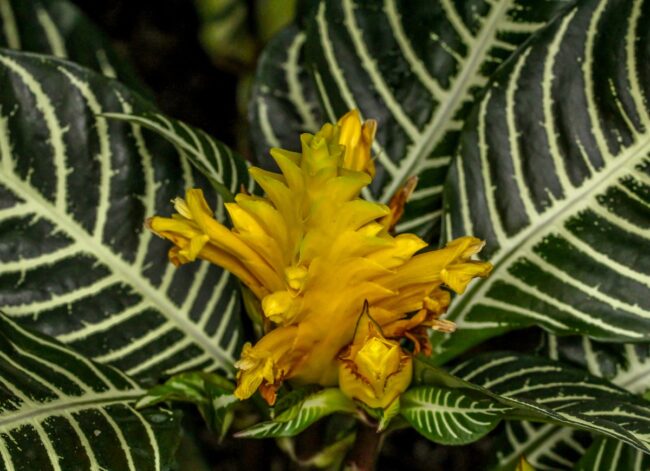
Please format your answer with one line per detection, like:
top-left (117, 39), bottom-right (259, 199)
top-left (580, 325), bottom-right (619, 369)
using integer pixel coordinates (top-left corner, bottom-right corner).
top-left (338, 311), bottom-right (412, 409)
top-left (233, 325), bottom-right (298, 404)
top-left (148, 110), bottom-right (492, 404)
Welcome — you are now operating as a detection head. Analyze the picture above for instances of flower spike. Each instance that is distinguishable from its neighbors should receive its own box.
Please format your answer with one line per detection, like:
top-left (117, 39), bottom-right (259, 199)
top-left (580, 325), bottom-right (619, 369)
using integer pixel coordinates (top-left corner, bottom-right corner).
top-left (147, 110), bottom-right (492, 404)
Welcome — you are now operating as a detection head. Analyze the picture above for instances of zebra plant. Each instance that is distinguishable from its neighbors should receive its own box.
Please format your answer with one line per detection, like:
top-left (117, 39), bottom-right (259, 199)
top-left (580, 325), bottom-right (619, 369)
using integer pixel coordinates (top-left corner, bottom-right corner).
top-left (0, 0), bottom-right (648, 469)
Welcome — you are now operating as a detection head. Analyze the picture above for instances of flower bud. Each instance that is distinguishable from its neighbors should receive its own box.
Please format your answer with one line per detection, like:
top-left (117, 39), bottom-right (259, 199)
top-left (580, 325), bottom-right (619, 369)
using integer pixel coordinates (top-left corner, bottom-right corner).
top-left (338, 316), bottom-right (412, 409)
top-left (262, 291), bottom-right (298, 324)
top-left (285, 265), bottom-right (308, 291)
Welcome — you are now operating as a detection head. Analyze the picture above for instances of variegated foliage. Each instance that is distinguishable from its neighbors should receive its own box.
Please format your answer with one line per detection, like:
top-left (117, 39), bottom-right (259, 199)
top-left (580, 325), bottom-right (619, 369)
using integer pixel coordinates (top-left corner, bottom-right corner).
top-left (102, 111), bottom-right (256, 202)
top-left (0, 49), bottom-right (250, 381)
top-left (137, 371), bottom-right (237, 441)
top-left (401, 386), bottom-right (508, 445)
top-left (236, 388), bottom-right (356, 439)
top-left (0, 0), bottom-right (148, 96)
top-left (451, 352), bottom-right (650, 455)
top-left (249, 24), bottom-right (322, 169)
top-left (439, 0), bottom-right (650, 360)
top-left (575, 437), bottom-right (650, 470)
top-left (252, 0), bottom-right (575, 237)
top-left (0, 312), bottom-right (181, 471)
top-left (490, 336), bottom-right (650, 470)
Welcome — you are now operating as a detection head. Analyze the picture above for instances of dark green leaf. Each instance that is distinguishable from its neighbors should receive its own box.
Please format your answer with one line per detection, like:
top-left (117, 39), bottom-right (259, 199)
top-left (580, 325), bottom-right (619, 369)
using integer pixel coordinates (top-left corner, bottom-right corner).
top-left (490, 337), bottom-right (650, 470)
top-left (0, 0), bottom-right (148, 96)
top-left (451, 352), bottom-right (650, 454)
top-left (249, 24), bottom-right (323, 167)
top-left (574, 437), bottom-right (650, 471)
top-left (0, 49), bottom-right (246, 381)
top-left (137, 372), bottom-right (237, 440)
top-left (489, 421), bottom-right (591, 471)
top-left (236, 388), bottom-right (356, 438)
top-left (441, 0), bottom-right (650, 357)
top-left (101, 111), bottom-right (257, 202)
top-left (401, 385), bottom-right (508, 445)
top-left (304, 0), bottom-right (574, 237)
top-left (0, 311), bottom-right (181, 470)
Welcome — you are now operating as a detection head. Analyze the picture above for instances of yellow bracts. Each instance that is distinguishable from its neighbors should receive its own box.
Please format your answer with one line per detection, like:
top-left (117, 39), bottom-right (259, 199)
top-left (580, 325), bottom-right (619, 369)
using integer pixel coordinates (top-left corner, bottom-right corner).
top-left (339, 309), bottom-right (412, 409)
top-left (148, 109), bottom-right (492, 408)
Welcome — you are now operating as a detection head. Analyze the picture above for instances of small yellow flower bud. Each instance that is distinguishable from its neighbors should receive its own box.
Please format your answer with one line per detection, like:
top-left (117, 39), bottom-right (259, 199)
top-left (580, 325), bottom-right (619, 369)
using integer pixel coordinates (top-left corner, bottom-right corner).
top-left (262, 291), bottom-right (297, 324)
top-left (338, 317), bottom-right (412, 409)
top-left (285, 265), bottom-right (308, 291)
top-left (355, 337), bottom-right (401, 382)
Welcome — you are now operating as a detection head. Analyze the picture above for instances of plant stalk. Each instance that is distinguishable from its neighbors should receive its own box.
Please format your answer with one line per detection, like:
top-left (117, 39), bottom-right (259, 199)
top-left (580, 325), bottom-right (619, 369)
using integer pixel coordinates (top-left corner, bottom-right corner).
top-left (345, 423), bottom-right (381, 471)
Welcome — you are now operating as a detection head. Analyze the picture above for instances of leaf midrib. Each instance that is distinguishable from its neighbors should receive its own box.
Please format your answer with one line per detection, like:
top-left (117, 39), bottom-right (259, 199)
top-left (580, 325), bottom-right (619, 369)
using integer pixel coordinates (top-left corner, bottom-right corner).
top-left (448, 135), bottom-right (650, 329)
top-left (0, 390), bottom-right (143, 428)
top-left (0, 171), bottom-right (234, 372)
top-left (379, 0), bottom-right (512, 201)
top-left (405, 401), bottom-right (502, 415)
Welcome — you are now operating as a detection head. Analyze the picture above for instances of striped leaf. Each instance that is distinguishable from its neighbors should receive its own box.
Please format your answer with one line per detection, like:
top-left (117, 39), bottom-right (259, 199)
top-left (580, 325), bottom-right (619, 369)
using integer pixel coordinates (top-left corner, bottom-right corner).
top-left (401, 385), bottom-right (508, 445)
top-left (101, 111), bottom-right (257, 201)
top-left (545, 336), bottom-right (650, 394)
top-left (491, 421), bottom-right (591, 471)
top-left (441, 0), bottom-right (650, 358)
top-left (0, 0), bottom-right (147, 96)
top-left (137, 372), bottom-right (237, 440)
top-left (249, 24), bottom-right (322, 168)
top-left (304, 0), bottom-right (574, 236)
top-left (0, 311), bottom-right (181, 470)
top-left (236, 388), bottom-right (356, 438)
top-left (491, 337), bottom-right (650, 471)
top-left (574, 437), bottom-right (650, 471)
top-left (451, 352), bottom-right (650, 455)
top-left (0, 49), bottom-right (246, 381)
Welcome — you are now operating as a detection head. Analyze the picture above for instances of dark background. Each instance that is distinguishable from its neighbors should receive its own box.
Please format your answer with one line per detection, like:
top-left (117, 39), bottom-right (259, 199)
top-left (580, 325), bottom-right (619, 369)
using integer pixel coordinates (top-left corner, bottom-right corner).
top-left (71, 0), bottom-right (240, 147)
top-left (68, 2), bottom-right (500, 469)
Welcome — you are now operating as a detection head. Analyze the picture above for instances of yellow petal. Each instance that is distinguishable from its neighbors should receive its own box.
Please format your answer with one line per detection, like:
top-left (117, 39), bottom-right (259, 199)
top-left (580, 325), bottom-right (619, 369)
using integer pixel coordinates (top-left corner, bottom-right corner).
top-left (269, 148), bottom-right (304, 194)
top-left (225, 203), bottom-right (266, 236)
top-left (441, 261), bottom-right (493, 294)
top-left (179, 234), bottom-right (209, 262)
top-left (262, 290), bottom-right (300, 324)
top-left (285, 265), bottom-right (308, 291)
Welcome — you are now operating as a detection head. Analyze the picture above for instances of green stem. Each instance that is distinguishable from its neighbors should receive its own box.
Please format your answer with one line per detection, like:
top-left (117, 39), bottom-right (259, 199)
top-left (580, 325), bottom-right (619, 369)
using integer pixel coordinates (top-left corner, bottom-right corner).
top-left (345, 423), bottom-right (381, 471)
